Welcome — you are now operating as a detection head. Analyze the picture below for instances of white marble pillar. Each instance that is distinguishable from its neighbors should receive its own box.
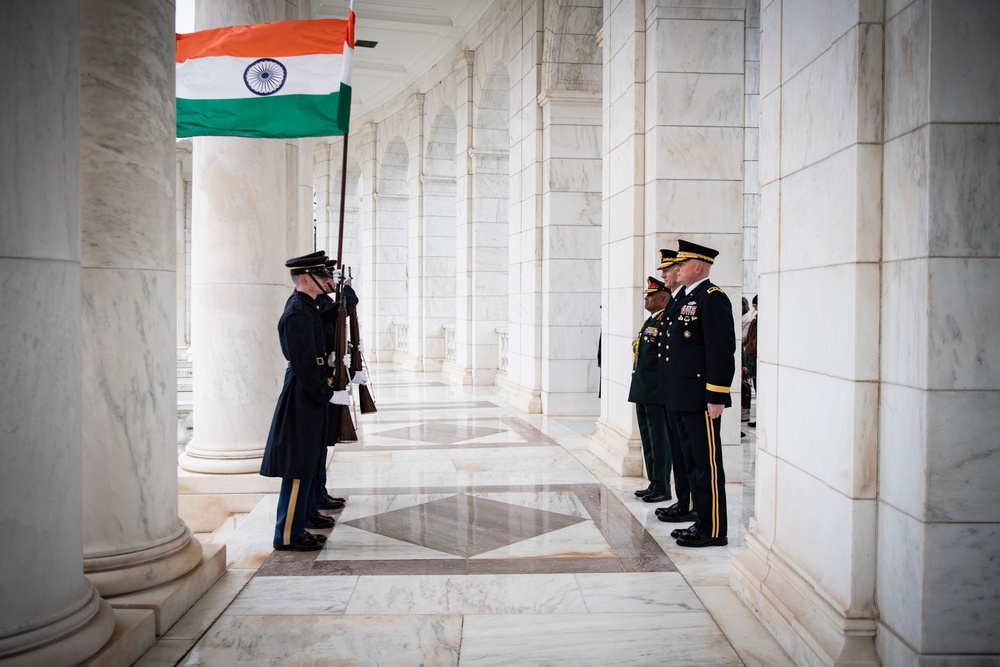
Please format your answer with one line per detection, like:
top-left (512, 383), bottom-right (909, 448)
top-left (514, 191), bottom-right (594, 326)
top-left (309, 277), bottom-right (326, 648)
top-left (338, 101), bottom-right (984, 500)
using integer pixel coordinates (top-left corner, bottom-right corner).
top-left (177, 143), bottom-right (192, 350)
top-left (78, 0), bottom-right (203, 597)
top-left (874, 2), bottom-right (1000, 663)
top-left (743, 0), bottom-right (761, 296)
top-left (0, 3), bottom-right (115, 664)
top-left (447, 51), bottom-right (509, 386)
top-left (589, 0), bottom-right (648, 476)
top-left (730, 2), bottom-right (883, 664)
top-left (402, 93), bottom-right (433, 371)
top-left (179, 0), bottom-right (291, 474)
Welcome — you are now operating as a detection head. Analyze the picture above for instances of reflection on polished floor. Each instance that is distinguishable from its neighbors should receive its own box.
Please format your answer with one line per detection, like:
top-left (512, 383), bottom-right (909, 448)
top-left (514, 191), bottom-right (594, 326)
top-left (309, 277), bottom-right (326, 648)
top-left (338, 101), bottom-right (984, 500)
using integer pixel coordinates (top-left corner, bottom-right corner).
top-left (141, 368), bottom-right (791, 666)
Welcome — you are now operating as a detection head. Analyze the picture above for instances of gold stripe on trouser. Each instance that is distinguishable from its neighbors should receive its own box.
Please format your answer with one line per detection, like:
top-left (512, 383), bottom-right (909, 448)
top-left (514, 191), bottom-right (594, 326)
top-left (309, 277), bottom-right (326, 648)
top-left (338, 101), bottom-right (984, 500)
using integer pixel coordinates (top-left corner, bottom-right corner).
top-left (704, 412), bottom-right (719, 538)
top-left (283, 479), bottom-right (301, 545)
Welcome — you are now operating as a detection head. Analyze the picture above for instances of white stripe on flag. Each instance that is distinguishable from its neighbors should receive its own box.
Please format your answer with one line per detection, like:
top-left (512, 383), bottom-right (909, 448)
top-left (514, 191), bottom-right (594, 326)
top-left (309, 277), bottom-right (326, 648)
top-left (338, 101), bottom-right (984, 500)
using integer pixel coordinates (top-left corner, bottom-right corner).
top-left (177, 53), bottom-right (346, 100)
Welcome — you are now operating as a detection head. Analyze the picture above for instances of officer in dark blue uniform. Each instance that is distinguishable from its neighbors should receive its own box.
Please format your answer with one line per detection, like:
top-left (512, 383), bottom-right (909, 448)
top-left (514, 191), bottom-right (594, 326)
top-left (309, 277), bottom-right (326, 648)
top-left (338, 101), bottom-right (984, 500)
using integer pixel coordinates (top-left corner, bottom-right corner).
top-left (657, 240), bottom-right (736, 547)
top-left (261, 251), bottom-right (335, 552)
top-left (628, 276), bottom-right (673, 503)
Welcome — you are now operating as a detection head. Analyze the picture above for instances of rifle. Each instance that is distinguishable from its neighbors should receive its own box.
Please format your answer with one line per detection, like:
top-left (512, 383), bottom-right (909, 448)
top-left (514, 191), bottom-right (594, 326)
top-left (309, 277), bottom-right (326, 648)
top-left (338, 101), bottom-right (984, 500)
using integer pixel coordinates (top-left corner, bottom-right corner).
top-left (330, 286), bottom-right (358, 442)
top-left (346, 268), bottom-right (376, 414)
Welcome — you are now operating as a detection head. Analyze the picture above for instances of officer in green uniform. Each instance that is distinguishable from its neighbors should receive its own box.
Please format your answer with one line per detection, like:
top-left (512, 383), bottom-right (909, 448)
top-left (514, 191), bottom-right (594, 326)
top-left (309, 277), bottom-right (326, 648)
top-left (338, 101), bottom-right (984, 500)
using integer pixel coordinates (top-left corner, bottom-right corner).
top-left (658, 240), bottom-right (736, 547)
top-left (628, 276), bottom-right (673, 503)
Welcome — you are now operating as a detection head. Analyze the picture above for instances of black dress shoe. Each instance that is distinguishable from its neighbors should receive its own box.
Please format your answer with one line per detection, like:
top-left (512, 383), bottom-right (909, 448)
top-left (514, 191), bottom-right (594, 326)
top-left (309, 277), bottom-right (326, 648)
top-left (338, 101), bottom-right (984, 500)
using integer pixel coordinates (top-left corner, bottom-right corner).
top-left (273, 535), bottom-right (322, 552)
top-left (328, 496), bottom-right (346, 503)
top-left (670, 526), bottom-right (697, 539)
top-left (748, 421), bottom-right (756, 427)
top-left (319, 495), bottom-right (346, 510)
top-left (655, 502), bottom-right (681, 515)
top-left (634, 487), bottom-right (653, 497)
top-left (676, 534), bottom-right (728, 548)
top-left (656, 506), bottom-right (698, 522)
top-left (304, 531), bottom-right (327, 543)
top-left (305, 513), bottom-right (335, 529)
top-left (642, 493), bottom-right (671, 503)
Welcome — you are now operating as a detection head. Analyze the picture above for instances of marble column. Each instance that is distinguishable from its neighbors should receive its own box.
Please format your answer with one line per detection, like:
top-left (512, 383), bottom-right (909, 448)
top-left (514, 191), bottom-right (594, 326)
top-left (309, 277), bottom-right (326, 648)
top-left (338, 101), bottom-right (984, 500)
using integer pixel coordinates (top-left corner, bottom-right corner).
top-left (874, 2), bottom-right (1000, 663)
top-left (447, 51), bottom-right (509, 386)
top-left (0, 2), bottom-right (115, 664)
top-left (177, 143), bottom-right (192, 350)
top-left (78, 0), bottom-right (203, 597)
top-left (730, 2), bottom-right (883, 664)
top-left (589, 0), bottom-right (647, 476)
top-left (179, 0), bottom-right (292, 474)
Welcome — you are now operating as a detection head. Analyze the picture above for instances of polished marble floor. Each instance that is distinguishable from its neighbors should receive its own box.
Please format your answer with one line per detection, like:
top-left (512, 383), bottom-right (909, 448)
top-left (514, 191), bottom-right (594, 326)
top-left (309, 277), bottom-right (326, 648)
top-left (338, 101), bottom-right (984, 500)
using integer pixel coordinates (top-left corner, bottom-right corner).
top-left (143, 368), bottom-right (790, 666)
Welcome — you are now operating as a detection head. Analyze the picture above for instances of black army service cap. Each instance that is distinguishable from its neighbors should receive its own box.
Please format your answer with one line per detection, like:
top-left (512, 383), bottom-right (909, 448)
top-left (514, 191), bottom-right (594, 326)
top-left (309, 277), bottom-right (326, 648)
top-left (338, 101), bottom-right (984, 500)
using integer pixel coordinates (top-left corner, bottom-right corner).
top-left (676, 239), bottom-right (720, 264)
top-left (286, 250), bottom-right (332, 278)
top-left (658, 248), bottom-right (679, 269)
top-left (643, 276), bottom-right (668, 294)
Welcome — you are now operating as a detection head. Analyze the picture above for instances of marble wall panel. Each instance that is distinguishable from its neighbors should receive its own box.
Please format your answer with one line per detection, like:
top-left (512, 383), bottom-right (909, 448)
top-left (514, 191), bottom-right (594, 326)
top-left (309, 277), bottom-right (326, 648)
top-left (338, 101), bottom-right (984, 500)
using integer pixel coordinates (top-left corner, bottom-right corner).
top-left (756, 361), bottom-right (778, 457)
top-left (780, 0), bottom-right (867, 82)
top-left (652, 127), bottom-right (743, 181)
top-left (753, 447), bottom-right (778, 543)
top-left (547, 157), bottom-right (601, 193)
top-left (652, 18), bottom-right (744, 74)
top-left (546, 124), bottom-right (601, 160)
top-left (882, 128), bottom-right (929, 262)
top-left (544, 358), bottom-right (598, 393)
top-left (779, 146), bottom-right (882, 271)
top-left (745, 125), bottom-right (759, 159)
top-left (759, 0), bottom-right (781, 98)
top-left (607, 190), bottom-right (644, 242)
top-left (758, 91), bottom-right (781, 186)
top-left (926, 257), bottom-right (1000, 391)
top-left (880, 258), bottom-right (929, 388)
top-left (546, 292), bottom-right (601, 327)
top-left (757, 183), bottom-right (780, 275)
top-left (878, 504), bottom-right (1000, 654)
top-left (928, 1), bottom-right (1000, 124)
top-left (775, 366), bottom-right (878, 498)
top-left (877, 383), bottom-right (927, 521)
top-left (81, 270), bottom-right (179, 551)
top-left (546, 226), bottom-right (601, 262)
top-left (775, 460), bottom-right (877, 612)
top-left (547, 191), bottom-right (602, 225)
top-left (779, 28), bottom-right (862, 175)
top-left (777, 263), bottom-right (880, 381)
top-left (883, 0), bottom-right (930, 140)
top-left (652, 73), bottom-right (745, 127)
top-left (610, 135), bottom-right (643, 194)
top-left (608, 94), bottom-right (641, 149)
top-left (928, 124), bottom-right (1000, 258)
top-left (649, 181), bottom-right (743, 234)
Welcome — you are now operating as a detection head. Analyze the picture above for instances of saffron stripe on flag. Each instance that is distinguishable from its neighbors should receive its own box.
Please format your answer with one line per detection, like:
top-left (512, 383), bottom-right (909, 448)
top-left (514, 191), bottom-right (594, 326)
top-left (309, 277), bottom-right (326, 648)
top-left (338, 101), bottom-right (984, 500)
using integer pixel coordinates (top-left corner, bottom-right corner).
top-left (177, 18), bottom-right (350, 62)
top-left (177, 87), bottom-right (352, 138)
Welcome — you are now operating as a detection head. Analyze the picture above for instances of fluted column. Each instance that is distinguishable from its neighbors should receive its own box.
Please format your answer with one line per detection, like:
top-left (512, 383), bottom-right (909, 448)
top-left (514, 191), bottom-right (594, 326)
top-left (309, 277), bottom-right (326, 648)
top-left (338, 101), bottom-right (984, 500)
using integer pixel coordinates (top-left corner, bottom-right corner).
top-left (0, 2), bottom-right (115, 664)
top-left (78, 0), bottom-right (202, 597)
top-left (179, 0), bottom-right (290, 473)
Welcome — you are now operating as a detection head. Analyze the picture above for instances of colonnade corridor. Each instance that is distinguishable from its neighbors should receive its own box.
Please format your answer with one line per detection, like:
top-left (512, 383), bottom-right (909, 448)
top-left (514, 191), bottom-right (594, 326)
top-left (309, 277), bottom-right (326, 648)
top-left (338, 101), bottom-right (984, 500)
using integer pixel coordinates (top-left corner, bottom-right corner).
top-left (141, 366), bottom-right (787, 666)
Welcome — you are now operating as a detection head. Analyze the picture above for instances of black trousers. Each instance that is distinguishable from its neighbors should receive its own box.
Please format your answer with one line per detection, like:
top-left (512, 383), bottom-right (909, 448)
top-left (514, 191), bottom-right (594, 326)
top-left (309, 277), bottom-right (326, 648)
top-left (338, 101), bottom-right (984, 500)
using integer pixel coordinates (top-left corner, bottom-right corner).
top-left (635, 402), bottom-right (672, 496)
top-left (667, 410), bottom-right (727, 538)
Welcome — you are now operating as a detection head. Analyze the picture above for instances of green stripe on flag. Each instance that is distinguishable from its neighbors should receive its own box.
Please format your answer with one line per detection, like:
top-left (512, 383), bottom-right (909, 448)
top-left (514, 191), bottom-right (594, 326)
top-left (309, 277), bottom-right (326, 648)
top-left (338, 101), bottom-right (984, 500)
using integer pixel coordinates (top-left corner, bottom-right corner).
top-left (177, 87), bottom-right (351, 138)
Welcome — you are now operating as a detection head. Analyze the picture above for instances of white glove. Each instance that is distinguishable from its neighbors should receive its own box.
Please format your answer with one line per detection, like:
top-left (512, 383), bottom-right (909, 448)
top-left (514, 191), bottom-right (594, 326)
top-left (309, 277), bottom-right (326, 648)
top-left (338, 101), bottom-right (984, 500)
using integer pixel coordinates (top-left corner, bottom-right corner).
top-left (330, 268), bottom-right (342, 282)
top-left (343, 354), bottom-right (351, 368)
top-left (352, 370), bottom-right (368, 385)
top-left (329, 390), bottom-right (350, 405)
top-left (327, 352), bottom-right (336, 367)
top-left (357, 340), bottom-right (365, 354)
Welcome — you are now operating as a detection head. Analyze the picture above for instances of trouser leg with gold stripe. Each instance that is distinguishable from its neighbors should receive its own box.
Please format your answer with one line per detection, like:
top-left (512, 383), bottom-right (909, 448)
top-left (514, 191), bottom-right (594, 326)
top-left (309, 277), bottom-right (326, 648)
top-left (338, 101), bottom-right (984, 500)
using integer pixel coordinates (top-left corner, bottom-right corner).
top-left (668, 410), bottom-right (727, 538)
top-left (273, 477), bottom-right (314, 547)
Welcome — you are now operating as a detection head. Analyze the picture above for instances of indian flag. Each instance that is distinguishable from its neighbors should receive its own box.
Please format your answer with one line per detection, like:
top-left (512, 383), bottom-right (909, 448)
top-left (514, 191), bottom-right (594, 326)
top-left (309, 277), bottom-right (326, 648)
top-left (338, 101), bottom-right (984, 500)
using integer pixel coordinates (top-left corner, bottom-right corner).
top-left (176, 10), bottom-right (354, 138)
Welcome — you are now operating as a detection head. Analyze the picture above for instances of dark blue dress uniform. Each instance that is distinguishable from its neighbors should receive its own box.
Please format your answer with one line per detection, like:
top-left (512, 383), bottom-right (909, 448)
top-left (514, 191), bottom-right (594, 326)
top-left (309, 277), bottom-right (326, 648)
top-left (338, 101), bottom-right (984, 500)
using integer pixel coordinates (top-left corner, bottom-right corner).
top-left (628, 277), bottom-right (672, 500)
top-left (658, 241), bottom-right (736, 546)
top-left (261, 254), bottom-right (334, 550)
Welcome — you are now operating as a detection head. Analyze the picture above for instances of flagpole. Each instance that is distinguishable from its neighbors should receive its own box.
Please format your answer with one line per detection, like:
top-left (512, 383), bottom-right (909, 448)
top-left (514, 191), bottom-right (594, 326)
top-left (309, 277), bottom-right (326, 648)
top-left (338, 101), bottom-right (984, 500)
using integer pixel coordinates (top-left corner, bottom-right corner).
top-left (336, 132), bottom-right (349, 269)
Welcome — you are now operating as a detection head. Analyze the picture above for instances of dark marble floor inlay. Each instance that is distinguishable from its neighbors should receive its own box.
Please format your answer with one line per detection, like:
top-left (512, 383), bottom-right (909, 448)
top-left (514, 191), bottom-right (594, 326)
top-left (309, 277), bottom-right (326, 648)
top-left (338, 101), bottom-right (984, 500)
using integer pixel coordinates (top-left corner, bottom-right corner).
top-left (342, 494), bottom-right (585, 558)
top-left (374, 422), bottom-right (508, 445)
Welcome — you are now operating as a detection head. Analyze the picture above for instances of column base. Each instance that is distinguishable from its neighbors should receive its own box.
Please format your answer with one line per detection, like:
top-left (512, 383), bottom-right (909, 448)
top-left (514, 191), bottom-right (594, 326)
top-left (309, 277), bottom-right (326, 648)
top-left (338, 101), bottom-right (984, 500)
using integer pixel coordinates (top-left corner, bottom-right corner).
top-left (179, 444), bottom-right (264, 474)
top-left (392, 352), bottom-right (443, 372)
top-left (441, 359), bottom-right (472, 386)
top-left (0, 588), bottom-right (115, 667)
top-left (79, 609), bottom-right (156, 667)
top-left (541, 391), bottom-right (599, 416)
top-left (106, 542), bottom-right (226, 636)
top-left (496, 374), bottom-right (542, 414)
top-left (730, 531), bottom-right (878, 667)
top-left (588, 419), bottom-right (643, 476)
top-left (85, 529), bottom-right (203, 598)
